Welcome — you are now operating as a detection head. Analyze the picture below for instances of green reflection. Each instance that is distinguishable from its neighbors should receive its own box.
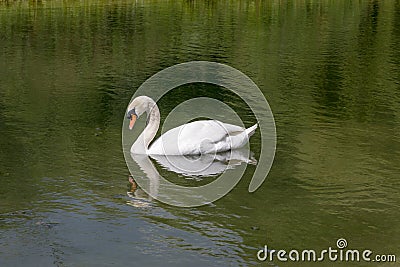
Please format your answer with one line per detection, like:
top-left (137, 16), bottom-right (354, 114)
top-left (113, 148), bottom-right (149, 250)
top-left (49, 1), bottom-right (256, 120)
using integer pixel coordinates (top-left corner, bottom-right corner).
top-left (0, 1), bottom-right (399, 266)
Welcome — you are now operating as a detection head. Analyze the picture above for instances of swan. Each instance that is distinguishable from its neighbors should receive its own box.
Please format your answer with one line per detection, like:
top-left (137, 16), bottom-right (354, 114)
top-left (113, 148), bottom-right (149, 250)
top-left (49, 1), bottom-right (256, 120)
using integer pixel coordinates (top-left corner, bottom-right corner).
top-left (126, 96), bottom-right (258, 155)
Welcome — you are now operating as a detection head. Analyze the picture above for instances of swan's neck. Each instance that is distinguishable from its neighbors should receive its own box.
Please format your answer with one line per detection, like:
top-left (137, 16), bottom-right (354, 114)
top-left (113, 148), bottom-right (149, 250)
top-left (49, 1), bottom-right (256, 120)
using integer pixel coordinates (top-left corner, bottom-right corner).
top-left (131, 103), bottom-right (160, 154)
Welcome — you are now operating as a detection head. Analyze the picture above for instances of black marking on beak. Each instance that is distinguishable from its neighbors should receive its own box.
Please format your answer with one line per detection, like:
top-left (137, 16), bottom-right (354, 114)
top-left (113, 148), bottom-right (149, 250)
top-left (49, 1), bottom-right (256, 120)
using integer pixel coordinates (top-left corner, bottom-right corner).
top-left (127, 108), bottom-right (137, 119)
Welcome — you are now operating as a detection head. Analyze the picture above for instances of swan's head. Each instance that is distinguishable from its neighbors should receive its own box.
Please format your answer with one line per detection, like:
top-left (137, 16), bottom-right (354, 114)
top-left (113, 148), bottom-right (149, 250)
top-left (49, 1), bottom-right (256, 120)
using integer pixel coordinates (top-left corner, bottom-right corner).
top-left (126, 96), bottom-right (155, 130)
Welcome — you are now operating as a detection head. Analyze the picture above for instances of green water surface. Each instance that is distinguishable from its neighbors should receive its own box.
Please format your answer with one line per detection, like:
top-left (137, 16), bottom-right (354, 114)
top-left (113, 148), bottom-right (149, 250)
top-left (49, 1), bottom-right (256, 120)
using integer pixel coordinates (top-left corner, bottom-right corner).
top-left (1, 1), bottom-right (399, 266)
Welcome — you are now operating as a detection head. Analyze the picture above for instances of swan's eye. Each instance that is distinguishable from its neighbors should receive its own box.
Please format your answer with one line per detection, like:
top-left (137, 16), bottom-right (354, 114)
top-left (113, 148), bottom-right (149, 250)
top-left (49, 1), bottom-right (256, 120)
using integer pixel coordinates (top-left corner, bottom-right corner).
top-left (126, 108), bottom-right (137, 119)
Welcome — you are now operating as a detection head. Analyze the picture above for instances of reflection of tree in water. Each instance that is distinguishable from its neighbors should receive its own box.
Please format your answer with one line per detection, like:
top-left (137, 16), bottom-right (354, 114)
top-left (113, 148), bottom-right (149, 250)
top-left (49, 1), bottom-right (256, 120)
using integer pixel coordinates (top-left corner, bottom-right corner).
top-left (361, 0), bottom-right (380, 34)
top-left (392, 1), bottom-right (400, 82)
top-left (312, 39), bottom-right (345, 119)
top-left (357, 0), bottom-right (379, 55)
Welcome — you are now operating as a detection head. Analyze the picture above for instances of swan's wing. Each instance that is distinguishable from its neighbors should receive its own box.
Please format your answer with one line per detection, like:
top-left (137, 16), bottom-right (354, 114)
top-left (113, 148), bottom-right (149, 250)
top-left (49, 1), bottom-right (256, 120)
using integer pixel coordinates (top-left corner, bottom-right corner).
top-left (148, 120), bottom-right (246, 155)
top-left (177, 120), bottom-right (245, 143)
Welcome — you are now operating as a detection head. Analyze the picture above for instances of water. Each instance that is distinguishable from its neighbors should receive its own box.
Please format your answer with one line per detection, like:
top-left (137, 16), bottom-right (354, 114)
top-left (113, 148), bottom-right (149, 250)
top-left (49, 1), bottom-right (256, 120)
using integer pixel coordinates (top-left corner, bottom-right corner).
top-left (1, 1), bottom-right (400, 266)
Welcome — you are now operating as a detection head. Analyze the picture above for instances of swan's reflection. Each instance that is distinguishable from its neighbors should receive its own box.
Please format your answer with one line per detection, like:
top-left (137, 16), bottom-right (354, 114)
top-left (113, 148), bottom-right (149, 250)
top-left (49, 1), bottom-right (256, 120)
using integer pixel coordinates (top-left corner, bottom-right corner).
top-left (127, 150), bottom-right (256, 206)
top-left (127, 175), bottom-right (153, 208)
top-left (151, 150), bottom-right (256, 177)
top-left (126, 154), bottom-right (160, 208)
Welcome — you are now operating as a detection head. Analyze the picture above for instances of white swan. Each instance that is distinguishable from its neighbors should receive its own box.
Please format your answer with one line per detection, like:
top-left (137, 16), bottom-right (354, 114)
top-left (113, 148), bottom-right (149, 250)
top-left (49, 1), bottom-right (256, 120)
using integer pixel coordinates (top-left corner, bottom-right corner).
top-left (126, 96), bottom-right (257, 155)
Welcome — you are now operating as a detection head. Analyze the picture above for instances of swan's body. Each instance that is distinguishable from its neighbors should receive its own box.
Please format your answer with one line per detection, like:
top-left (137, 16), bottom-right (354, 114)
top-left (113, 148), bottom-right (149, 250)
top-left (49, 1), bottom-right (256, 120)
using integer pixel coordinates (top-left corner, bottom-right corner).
top-left (147, 120), bottom-right (257, 155)
top-left (126, 96), bottom-right (257, 155)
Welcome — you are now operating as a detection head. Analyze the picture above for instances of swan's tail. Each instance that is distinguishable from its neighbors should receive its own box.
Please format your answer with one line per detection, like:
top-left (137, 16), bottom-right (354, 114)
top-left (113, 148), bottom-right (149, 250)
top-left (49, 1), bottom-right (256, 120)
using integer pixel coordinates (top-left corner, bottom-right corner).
top-left (226, 123), bottom-right (258, 151)
top-left (245, 123), bottom-right (258, 138)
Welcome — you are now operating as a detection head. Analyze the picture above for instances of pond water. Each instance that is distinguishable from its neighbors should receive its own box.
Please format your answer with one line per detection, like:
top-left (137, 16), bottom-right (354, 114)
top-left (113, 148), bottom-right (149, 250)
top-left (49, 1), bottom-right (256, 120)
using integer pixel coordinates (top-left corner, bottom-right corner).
top-left (1, 1), bottom-right (399, 266)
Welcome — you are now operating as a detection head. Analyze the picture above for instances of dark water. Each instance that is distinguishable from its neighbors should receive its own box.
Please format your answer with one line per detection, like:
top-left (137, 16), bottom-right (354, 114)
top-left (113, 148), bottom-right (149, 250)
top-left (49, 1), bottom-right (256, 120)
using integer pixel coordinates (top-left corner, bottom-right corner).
top-left (1, 1), bottom-right (399, 266)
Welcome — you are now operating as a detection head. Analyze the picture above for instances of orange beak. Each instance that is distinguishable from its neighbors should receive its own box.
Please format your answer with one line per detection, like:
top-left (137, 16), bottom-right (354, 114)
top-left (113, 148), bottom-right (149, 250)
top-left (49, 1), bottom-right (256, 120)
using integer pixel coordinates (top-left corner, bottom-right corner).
top-left (129, 114), bottom-right (137, 130)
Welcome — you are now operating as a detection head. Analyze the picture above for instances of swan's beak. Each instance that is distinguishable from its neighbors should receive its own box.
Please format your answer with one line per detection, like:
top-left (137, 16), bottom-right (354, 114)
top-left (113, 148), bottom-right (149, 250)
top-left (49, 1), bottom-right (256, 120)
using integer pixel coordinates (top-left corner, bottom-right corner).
top-left (129, 114), bottom-right (137, 130)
